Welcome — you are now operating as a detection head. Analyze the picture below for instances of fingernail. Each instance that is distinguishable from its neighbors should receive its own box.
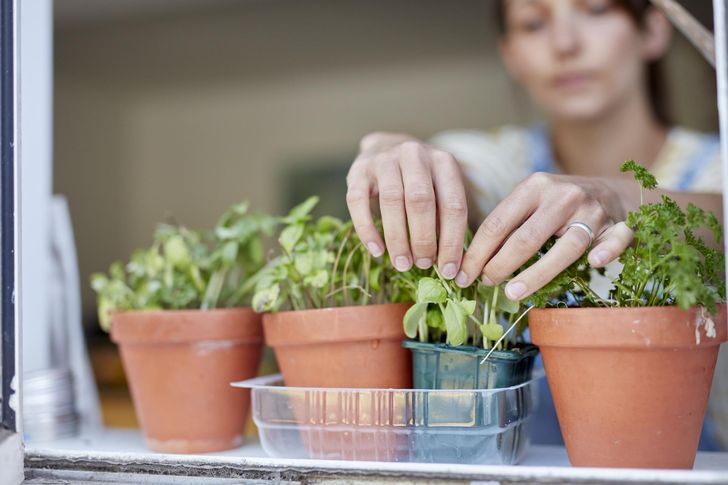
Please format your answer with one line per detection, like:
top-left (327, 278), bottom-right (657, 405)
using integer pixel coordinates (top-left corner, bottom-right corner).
top-left (506, 281), bottom-right (527, 300)
top-left (481, 275), bottom-right (495, 286)
top-left (592, 249), bottom-right (610, 266)
top-left (367, 242), bottom-right (384, 257)
top-left (394, 256), bottom-right (412, 271)
top-left (441, 263), bottom-right (458, 279)
top-left (455, 271), bottom-right (469, 287)
top-left (415, 258), bottom-right (433, 269)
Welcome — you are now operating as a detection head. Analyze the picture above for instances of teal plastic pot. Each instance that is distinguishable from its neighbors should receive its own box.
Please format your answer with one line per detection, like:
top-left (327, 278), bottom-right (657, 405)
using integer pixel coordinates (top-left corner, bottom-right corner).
top-left (402, 340), bottom-right (540, 464)
top-left (402, 341), bottom-right (538, 390)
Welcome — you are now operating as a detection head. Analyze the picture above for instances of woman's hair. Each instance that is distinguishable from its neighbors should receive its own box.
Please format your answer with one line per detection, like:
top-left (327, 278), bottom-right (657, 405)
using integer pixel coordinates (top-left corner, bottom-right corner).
top-left (494, 0), bottom-right (671, 125)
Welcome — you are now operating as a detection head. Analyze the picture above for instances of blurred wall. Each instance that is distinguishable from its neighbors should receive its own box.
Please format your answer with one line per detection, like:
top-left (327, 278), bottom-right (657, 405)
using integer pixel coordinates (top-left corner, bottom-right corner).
top-left (53, 0), bottom-right (719, 325)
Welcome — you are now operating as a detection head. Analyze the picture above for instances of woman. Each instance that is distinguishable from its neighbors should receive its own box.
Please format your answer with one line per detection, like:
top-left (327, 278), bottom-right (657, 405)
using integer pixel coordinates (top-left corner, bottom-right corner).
top-left (346, 0), bottom-right (726, 448)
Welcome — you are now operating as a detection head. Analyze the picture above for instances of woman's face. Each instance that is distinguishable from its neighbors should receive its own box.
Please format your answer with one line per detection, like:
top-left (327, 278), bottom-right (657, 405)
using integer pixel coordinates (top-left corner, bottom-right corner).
top-left (500, 0), bottom-right (670, 123)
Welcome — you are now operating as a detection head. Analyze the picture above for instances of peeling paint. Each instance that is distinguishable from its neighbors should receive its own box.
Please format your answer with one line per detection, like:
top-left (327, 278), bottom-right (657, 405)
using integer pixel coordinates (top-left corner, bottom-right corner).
top-left (695, 308), bottom-right (717, 345)
top-left (8, 374), bottom-right (18, 414)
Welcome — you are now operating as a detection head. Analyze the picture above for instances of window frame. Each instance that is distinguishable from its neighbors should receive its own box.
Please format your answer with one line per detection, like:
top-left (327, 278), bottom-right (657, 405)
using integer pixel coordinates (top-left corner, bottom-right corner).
top-left (10, 1), bottom-right (728, 483)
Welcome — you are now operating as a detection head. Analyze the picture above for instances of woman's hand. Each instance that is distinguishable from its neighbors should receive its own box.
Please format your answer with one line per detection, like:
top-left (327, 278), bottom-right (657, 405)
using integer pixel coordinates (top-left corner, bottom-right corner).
top-left (346, 132), bottom-right (468, 278)
top-left (455, 172), bottom-right (635, 301)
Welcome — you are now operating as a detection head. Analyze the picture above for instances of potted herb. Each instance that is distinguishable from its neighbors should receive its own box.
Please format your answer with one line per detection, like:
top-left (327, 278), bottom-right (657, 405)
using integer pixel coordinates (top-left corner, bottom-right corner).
top-left (401, 270), bottom-right (537, 390)
top-left (397, 268), bottom-right (538, 464)
top-left (252, 196), bottom-right (412, 389)
top-left (91, 202), bottom-right (275, 453)
top-left (529, 162), bottom-right (727, 469)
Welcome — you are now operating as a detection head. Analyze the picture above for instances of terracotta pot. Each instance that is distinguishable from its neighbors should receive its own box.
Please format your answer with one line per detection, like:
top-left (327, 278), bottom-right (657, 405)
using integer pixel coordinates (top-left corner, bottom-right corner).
top-left (530, 305), bottom-right (727, 469)
top-left (111, 308), bottom-right (263, 453)
top-left (263, 303), bottom-right (412, 389)
top-left (263, 303), bottom-right (412, 461)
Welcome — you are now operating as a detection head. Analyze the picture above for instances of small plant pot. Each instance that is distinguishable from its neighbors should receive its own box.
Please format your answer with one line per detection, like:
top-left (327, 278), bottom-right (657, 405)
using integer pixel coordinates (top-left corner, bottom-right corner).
top-left (111, 308), bottom-right (263, 454)
top-left (263, 302), bottom-right (412, 460)
top-left (403, 341), bottom-right (538, 390)
top-left (263, 302), bottom-right (412, 389)
top-left (402, 341), bottom-right (539, 464)
top-left (530, 305), bottom-right (728, 469)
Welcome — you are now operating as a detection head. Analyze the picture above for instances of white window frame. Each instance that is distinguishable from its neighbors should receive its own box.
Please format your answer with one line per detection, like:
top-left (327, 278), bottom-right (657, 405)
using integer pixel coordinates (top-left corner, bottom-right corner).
top-left (0, 0), bottom-right (23, 483)
top-left (5, 1), bottom-right (728, 483)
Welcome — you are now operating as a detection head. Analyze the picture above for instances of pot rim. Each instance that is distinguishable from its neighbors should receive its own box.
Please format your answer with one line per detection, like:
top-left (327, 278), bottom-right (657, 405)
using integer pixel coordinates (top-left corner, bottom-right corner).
top-left (111, 306), bottom-right (263, 345)
top-left (529, 304), bottom-right (727, 349)
top-left (529, 304), bottom-right (726, 315)
top-left (263, 302), bottom-right (411, 347)
top-left (262, 301), bottom-right (411, 318)
top-left (402, 340), bottom-right (539, 360)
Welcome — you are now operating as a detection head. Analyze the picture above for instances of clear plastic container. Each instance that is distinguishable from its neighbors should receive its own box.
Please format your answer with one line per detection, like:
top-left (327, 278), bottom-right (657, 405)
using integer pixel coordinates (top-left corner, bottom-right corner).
top-left (232, 373), bottom-right (542, 464)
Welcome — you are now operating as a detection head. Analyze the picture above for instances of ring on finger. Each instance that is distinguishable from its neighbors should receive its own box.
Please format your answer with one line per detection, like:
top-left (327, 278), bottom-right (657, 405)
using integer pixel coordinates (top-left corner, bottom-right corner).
top-left (565, 221), bottom-right (594, 247)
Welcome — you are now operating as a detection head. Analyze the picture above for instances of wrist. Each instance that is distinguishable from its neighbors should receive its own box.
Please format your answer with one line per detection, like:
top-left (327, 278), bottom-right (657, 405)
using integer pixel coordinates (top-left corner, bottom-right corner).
top-left (359, 132), bottom-right (417, 156)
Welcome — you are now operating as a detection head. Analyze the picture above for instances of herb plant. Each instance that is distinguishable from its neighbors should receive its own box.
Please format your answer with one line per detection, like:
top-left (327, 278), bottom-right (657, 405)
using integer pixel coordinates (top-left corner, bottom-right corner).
top-left (399, 263), bottom-right (528, 350)
top-left (251, 197), bottom-right (411, 312)
top-left (531, 161), bottom-right (725, 314)
top-left (91, 201), bottom-right (276, 331)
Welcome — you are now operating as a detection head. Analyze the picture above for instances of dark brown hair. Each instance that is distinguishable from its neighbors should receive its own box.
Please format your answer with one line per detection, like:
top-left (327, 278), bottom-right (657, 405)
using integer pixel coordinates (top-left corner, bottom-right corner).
top-left (494, 0), bottom-right (670, 125)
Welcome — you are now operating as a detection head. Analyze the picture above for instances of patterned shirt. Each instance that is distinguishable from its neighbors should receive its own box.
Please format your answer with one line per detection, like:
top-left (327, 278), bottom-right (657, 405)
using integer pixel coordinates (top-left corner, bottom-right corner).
top-left (431, 125), bottom-right (722, 221)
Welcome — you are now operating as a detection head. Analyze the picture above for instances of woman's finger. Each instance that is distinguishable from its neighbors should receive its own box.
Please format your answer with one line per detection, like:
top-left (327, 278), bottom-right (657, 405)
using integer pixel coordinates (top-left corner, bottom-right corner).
top-left (399, 142), bottom-right (437, 269)
top-left (376, 154), bottom-right (412, 271)
top-left (588, 222), bottom-right (634, 268)
top-left (482, 207), bottom-right (566, 286)
top-left (504, 217), bottom-right (603, 301)
top-left (430, 151), bottom-right (467, 279)
top-left (346, 159), bottom-right (385, 257)
top-left (456, 186), bottom-right (537, 288)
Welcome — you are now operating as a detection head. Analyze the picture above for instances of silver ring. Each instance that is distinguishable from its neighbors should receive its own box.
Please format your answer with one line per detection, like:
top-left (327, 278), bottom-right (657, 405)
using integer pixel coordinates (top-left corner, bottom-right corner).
top-left (566, 221), bottom-right (594, 247)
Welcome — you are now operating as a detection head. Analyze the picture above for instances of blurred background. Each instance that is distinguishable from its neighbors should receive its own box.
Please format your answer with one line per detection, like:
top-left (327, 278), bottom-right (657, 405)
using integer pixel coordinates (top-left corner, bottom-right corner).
top-left (51, 0), bottom-right (717, 427)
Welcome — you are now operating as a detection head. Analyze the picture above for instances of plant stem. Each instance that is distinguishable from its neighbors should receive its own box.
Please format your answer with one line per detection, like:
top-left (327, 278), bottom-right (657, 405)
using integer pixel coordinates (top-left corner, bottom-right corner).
top-left (362, 247), bottom-right (371, 305)
top-left (330, 227), bottom-right (352, 304)
top-left (342, 247), bottom-right (357, 307)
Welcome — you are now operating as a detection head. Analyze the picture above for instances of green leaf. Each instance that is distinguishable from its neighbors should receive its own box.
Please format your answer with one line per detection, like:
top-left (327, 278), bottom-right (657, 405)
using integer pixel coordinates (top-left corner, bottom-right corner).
top-left (294, 252), bottom-right (314, 275)
top-left (279, 223), bottom-right (304, 253)
top-left (252, 283), bottom-right (280, 312)
top-left (457, 298), bottom-right (476, 315)
top-left (221, 241), bottom-right (239, 264)
top-left (497, 286), bottom-right (520, 313)
top-left (247, 237), bottom-right (264, 265)
top-left (416, 278), bottom-right (447, 304)
top-left (90, 273), bottom-right (109, 292)
top-left (164, 235), bottom-right (191, 269)
top-left (230, 200), bottom-right (250, 215)
top-left (426, 307), bottom-right (445, 329)
top-left (283, 196), bottom-right (319, 224)
top-left (621, 160), bottom-right (657, 189)
top-left (97, 296), bottom-right (115, 332)
top-left (482, 323), bottom-right (504, 342)
top-left (443, 300), bottom-right (467, 346)
top-left (306, 269), bottom-right (329, 288)
top-left (403, 302), bottom-right (427, 339)
top-left (369, 266), bottom-right (382, 292)
top-left (316, 215), bottom-right (343, 232)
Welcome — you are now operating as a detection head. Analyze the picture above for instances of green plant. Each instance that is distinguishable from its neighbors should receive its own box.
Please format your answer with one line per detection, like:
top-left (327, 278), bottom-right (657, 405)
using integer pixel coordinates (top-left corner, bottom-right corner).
top-left (251, 196), bottom-right (411, 312)
top-left (400, 265), bottom-right (528, 351)
top-left (91, 201), bottom-right (276, 331)
top-left (530, 161), bottom-right (725, 314)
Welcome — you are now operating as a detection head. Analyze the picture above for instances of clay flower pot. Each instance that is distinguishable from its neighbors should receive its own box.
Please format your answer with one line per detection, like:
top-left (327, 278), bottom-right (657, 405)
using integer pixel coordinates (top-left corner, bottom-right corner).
top-left (111, 308), bottom-right (263, 454)
top-left (263, 302), bottom-right (412, 389)
top-left (530, 305), bottom-right (727, 469)
top-left (263, 302), bottom-right (412, 461)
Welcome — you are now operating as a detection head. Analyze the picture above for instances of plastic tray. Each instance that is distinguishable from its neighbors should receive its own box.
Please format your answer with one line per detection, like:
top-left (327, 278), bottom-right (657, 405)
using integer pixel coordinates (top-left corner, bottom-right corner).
top-left (232, 373), bottom-right (543, 464)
